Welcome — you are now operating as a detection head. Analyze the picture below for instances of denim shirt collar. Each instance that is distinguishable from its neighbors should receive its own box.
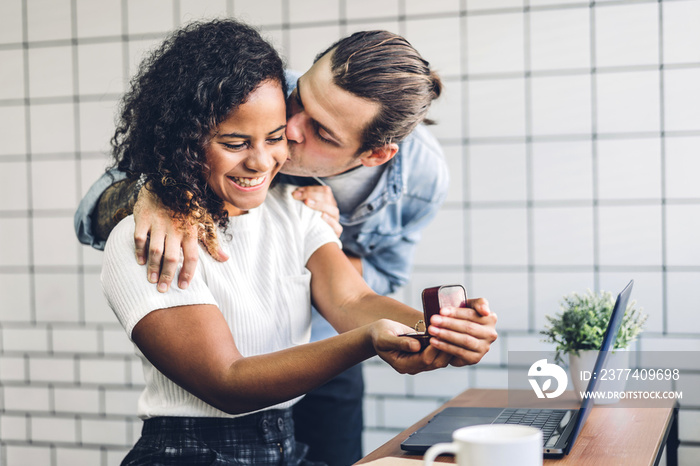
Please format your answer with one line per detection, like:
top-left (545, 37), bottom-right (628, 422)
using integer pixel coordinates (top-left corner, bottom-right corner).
top-left (339, 152), bottom-right (403, 226)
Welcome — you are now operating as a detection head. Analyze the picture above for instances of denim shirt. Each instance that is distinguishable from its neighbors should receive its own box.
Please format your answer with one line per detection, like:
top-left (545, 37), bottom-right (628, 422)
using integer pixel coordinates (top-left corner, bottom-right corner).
top-left (74, 70), bottom-right (449, 341)
top-left (75, 168), bottom-right (127, 250)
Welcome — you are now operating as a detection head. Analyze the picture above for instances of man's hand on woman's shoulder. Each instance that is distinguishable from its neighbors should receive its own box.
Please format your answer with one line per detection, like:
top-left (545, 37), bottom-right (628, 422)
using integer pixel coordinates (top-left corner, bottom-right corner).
top-left (132, 187), bottom-right (229, 293)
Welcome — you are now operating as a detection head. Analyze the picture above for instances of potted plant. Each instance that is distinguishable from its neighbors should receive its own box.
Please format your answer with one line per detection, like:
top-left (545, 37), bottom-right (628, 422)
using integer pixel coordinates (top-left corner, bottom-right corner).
top-left (541, 289), bottom-right (648, 402)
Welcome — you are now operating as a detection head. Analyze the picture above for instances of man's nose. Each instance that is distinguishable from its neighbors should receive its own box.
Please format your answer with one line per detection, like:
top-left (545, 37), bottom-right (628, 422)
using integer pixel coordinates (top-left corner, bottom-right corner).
top-left (285, 112), bottom-right (305, 144)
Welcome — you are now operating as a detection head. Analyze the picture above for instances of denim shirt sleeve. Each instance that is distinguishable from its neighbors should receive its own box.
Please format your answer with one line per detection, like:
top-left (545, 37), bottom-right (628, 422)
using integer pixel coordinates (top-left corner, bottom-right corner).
top-left (356, 127), bottom-right (449, 296)
top-left (74, 168), bottom-right (128, 250)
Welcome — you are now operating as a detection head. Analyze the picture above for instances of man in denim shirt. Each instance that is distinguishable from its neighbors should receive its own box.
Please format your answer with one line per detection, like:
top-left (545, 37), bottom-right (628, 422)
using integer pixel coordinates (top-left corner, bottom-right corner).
top-left (76, 32), bottom-right (456, 466)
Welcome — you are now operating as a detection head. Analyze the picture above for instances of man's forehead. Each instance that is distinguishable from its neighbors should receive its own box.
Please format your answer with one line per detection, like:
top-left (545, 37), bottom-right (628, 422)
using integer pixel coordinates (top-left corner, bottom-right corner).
top-left (302, 48), bottom-right (334, 87)
top-left (297, 52), bottom-right (335, 109)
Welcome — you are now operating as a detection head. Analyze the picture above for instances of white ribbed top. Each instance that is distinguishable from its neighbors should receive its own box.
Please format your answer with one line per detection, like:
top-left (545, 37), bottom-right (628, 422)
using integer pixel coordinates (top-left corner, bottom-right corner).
top-left (101, 184), bottom-right (341, 419)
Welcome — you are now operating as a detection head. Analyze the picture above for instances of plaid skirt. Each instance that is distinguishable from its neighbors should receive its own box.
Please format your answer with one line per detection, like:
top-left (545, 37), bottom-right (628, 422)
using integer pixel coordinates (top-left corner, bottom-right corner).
top-left (122, 408), bottom-right (325, 466)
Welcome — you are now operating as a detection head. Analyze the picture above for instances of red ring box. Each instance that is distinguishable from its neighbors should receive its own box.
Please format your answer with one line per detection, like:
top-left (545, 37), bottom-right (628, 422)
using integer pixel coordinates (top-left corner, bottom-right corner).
top-left (401, 285), bottom-right (467, 349)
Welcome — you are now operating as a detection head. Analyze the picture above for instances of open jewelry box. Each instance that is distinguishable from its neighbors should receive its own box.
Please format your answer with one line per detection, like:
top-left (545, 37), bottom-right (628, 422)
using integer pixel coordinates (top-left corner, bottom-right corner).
top-left (401, 285), bottom-right (467, 349)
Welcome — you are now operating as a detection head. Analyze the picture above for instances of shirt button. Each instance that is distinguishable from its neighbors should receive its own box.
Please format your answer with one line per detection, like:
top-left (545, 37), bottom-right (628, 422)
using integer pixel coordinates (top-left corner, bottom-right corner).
top-left (277, 418), bottom-right (285, 431)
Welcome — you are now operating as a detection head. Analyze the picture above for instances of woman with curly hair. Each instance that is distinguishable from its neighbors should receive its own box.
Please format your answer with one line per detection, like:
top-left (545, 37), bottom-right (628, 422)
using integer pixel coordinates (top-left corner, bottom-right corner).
top-left (101, 19), bottom-right (469, 465)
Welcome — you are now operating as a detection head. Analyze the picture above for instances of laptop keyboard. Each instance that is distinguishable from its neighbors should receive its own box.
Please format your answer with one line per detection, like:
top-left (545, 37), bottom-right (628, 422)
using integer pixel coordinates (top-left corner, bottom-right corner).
top-left (492, 409), bottom-right (567, 445)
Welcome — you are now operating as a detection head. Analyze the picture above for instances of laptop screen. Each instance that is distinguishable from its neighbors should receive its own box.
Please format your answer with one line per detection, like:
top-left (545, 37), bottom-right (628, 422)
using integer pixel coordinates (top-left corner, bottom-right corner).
top-left (563, 279), bottom-right (634, 453)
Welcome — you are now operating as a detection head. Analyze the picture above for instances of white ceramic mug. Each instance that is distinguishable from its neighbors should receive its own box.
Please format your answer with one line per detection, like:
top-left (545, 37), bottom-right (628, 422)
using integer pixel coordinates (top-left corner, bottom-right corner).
top-left (423, 424), bottom-right (543, 466)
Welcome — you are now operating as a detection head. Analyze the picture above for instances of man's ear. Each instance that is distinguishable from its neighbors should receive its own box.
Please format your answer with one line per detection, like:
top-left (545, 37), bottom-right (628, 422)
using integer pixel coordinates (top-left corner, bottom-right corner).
top-left (358, 143), bottom-right (399, 168)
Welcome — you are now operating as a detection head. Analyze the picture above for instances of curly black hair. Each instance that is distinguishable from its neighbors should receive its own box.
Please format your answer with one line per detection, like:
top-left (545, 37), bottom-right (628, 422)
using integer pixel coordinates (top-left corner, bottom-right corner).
top-left (111, 19), bottom-right (286, 231)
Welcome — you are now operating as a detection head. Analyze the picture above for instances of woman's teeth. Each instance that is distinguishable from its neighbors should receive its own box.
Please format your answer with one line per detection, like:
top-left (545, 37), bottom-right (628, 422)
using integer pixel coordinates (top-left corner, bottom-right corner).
top-left (230, 176), bottom-right (265, 187)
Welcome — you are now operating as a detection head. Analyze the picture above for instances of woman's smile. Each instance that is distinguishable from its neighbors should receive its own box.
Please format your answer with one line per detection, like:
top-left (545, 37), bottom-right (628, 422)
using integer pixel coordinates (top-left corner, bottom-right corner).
top-left (227, 175), bottom-right (267, 190)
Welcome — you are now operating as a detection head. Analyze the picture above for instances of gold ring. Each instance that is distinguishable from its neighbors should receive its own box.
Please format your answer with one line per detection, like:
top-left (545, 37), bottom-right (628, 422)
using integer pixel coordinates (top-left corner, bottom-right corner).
top-left (414, 319), bottom-right (425, 332)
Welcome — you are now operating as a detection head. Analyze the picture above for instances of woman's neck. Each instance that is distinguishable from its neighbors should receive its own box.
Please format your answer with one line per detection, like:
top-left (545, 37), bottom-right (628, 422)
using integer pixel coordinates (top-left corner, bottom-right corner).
top-left (225, 203), bottom-right (248, 217)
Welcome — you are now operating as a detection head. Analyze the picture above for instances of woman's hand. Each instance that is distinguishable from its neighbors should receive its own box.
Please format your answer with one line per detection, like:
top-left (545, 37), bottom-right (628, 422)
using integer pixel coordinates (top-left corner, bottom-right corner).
top-left (369, 319), bottom-right (452, 375)
top-left (133, 187), bottom-right (229, 292)
top-left (426, 297), bottom-right (498, 367)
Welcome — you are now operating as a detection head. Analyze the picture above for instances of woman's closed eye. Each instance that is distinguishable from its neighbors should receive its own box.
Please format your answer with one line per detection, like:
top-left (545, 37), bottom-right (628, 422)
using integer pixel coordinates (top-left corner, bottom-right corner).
top-left (221, 134), bottom-right (284, 150)
top-left (222, 142), bottom-right (248, 151)
top-left (267, 135), bottom-right (285, 144)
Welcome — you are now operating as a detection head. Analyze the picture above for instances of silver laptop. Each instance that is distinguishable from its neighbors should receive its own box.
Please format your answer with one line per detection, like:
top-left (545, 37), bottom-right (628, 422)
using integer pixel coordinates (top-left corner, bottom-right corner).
top-left (400, 280), bottom-right (634, 458)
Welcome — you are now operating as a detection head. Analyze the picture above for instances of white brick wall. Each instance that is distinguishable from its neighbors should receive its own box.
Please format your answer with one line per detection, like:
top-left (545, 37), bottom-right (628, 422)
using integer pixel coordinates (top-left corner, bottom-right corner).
top-left (0, 415), bottom-right (28, 442)
top-left (3, 386), bottom-right (50, 413)
top-left (2, 327), bottom-right (49, 353)
top-left (78, 359), bottom-right (128, 386)
top-left (55, 448), bottom-right (103, 466)
top-left (677, 374), bottom-right (700, 407)
top-left (411, 366), bottom-right (470, 398)
top-left (51, 328), bottom-right (100, 354)
top-left (5, 445), bottom-right (51, 466)
top-left (680, 410), bottom-right (700, 443)
top-left (363, 360), bottom-right (410, 396)
top-left (53, 387), bottom-right (100, 415)
top-left (80, 419), bottom-right (129, 447)
top-left (31, 417), bottom-right (78, 444)
top-left (382, 398), bottom-right (442, 430)
top-left (1, 1), bottom-right (699, 465)
top-left (101, 328), bottom-right (135, 355)
top-left (104, 389), bottom-right (142, 417)
top-left (105, 448), bottom-right (132, 466)
top-left (0, 356), bottom-right (26, 382)
top-left (29, 357), bottom-right (75, 383)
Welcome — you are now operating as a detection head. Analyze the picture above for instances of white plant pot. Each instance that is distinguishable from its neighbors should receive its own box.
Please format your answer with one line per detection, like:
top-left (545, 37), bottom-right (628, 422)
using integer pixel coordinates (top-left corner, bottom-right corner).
top-left (568, 349), bottom-right (630, 404)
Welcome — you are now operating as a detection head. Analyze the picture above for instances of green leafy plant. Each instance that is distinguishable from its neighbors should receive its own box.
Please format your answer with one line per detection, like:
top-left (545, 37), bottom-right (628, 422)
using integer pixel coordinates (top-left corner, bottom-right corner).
top-left (541, 290), bottom-right (648, 365)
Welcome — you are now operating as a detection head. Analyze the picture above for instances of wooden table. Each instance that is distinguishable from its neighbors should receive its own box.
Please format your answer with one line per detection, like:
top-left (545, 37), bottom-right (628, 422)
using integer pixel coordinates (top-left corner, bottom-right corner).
top-left (357, 389), bottom-right (679, 466)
